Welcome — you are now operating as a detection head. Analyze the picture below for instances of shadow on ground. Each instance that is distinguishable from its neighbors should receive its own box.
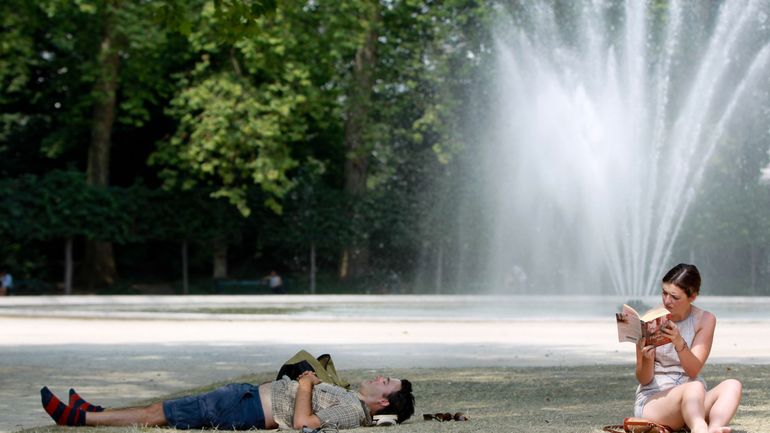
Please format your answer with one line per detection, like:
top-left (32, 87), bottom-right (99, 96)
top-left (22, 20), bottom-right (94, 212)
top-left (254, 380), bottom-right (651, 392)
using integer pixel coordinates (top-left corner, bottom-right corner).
top-left (22, 364), bottom-right (770, 433)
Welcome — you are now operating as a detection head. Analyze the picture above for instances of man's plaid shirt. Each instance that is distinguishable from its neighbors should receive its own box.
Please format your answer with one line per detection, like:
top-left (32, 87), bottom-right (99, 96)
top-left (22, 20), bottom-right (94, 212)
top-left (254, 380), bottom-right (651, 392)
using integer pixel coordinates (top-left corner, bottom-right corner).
top-left (271, 376), bottom-right (371, 429)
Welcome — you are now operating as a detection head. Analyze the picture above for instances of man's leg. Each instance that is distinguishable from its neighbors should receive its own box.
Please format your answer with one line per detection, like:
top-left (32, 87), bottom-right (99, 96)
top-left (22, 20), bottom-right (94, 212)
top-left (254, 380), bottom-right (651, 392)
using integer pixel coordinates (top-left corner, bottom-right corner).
top-left (41, 387), bottom-right (86, 426)
top-left (84, 402), bottom-right (167, 427)
top-left (704, 379), bottom-right (742, 433)
top-left (41, 387), bottom-right (167, 427)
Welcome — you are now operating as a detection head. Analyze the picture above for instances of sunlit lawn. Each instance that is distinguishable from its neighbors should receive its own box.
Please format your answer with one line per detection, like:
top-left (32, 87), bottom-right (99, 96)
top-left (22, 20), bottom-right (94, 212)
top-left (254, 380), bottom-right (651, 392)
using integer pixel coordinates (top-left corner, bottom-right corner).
top-left (22, 364), bottom-right (770, 433)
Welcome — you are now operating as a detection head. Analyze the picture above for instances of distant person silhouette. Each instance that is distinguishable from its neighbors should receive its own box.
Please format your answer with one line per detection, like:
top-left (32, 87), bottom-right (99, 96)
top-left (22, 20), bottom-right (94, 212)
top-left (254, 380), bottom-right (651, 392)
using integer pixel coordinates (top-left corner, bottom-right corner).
top-left (0, 268), bottom-right (13, 296)
top-left (265, 270), bottom-right (285, 294)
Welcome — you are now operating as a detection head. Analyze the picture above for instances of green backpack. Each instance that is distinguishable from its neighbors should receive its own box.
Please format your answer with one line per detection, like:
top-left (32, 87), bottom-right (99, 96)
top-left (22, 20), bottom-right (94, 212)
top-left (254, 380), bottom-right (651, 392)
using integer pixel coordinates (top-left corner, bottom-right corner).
top-left (276, 350), bottom-right (350, 389)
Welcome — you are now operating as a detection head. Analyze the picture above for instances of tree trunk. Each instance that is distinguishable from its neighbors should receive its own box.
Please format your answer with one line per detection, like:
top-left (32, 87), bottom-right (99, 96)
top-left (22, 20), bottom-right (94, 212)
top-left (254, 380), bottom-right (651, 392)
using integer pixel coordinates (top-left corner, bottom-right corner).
top-left (83, 242), bottom-right (117, 288)
top-left (182, 240), bottom-right (189, 295)
top-left (750, 245), bottom-right (758, 295)
top-left (64, 237), bottom-right (73, 295)
top-left (212, 237), bottom-right (228, 279)
top-left (435, 244), bottom-right (444, 294)
top-left (339, 1), bottom-right (380, 280)
top-left (339, 249), bottom-right (349, 280)
top-left (83, 4), bottom-right (121, 287)
top-left (310, 241), bottom-right (317, 294)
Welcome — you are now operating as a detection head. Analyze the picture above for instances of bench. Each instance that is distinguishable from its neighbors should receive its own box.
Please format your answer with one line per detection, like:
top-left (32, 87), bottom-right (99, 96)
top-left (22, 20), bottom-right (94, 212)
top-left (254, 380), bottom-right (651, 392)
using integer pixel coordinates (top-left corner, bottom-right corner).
top-left (10, 279), bottom-right (56, 295)
top-left (212, 279), bottom-right (287, 294)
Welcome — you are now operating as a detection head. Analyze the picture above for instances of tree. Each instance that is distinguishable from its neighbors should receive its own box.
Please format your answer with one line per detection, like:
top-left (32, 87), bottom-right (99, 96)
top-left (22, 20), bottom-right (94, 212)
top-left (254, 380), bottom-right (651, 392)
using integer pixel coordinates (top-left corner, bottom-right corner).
top-left (0, 0), bottom-right (504, 294)
top-left (268, 165), bottom-right (349, 293)
top-left (151, 1), bottom-right (364, 217)
top-left (0, 171), bottom-right (130, 293)
top-left (129, 185), bottom-right (246, 294)
top-left (83, 0), bottom-right (122, 286)
top-left (150, 1), bottom-right (369, 284)
top-left (333, 0), bottom-right (494, 287)
top-left (0, 0), bottom-right (188, 286)
top-left (2, 1), bottom-right (276, 287)
top-left (337, 0), bottom-right (381, 280)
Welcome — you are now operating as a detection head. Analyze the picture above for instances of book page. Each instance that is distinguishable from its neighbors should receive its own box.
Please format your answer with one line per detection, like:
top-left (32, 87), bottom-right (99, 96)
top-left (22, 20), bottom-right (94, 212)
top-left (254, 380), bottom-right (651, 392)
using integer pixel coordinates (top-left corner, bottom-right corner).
top-left (639, 306), bottom-right (670, 322)
top-left (616, 304), bottom-right (642, 343)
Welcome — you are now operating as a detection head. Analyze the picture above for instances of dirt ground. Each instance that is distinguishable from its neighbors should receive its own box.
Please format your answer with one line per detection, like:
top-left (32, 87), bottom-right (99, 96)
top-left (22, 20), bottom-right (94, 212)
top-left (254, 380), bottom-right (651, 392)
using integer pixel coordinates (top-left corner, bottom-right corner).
top-left (3, 295), bottom-right (770, 433)
top-left (18, 365), bottom-right (770, 433)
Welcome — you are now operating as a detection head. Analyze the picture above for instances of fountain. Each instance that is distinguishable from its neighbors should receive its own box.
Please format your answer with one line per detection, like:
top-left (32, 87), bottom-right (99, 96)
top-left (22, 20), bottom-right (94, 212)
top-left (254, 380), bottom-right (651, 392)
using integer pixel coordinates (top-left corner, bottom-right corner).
top-left (478, 0), bottom-right (770, 296)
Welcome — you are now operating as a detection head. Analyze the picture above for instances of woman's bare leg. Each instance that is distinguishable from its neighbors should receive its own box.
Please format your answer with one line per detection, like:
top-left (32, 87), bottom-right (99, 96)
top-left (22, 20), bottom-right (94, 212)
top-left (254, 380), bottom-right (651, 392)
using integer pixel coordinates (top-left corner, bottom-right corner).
top-left (85, 402), bottom-right (167, 427)
top-left (680, 382), bottom-right (709, 433)
top-left (704, 379), bottom-right (742, 433)
top-left (642, 381), bottom-right (708, 433)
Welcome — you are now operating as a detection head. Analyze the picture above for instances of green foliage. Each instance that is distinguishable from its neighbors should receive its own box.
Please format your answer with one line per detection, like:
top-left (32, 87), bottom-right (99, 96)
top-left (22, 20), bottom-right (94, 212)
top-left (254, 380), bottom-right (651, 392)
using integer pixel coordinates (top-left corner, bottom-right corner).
top-left (152, 71), bottom-right (302, 215)
top-left (675, 129), bottom-right (770, 294)
top-left (150, 0), bottom-right (371, 215)
top-left (0, 0), bottom-right (500, 289)
top-left (12, 0), bottom-right (765, 295)
top-left (0, 170), bottom-right (131, 242)
top-left (128, 184), bottom-right (247, 243)
top-left (267, 165), bottom-right (350, 251)
top-left (0, 1), bottom-right (38, 98)
top-left (152, 0), bottom-right (277, 42)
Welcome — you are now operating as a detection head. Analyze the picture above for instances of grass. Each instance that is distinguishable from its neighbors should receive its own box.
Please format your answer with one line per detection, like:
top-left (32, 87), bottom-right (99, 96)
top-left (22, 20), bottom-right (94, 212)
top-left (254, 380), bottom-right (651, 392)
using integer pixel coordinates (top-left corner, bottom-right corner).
top-left (22, 364), bottom-right (770, 433)
top-left (141, 307), bottom-right (318, 315)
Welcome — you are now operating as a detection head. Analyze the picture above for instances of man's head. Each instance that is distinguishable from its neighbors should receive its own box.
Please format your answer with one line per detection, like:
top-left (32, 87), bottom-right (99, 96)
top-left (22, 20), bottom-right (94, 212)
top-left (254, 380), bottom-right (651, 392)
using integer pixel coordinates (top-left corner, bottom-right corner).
top-left (358, 376), bottom-right (415, 424)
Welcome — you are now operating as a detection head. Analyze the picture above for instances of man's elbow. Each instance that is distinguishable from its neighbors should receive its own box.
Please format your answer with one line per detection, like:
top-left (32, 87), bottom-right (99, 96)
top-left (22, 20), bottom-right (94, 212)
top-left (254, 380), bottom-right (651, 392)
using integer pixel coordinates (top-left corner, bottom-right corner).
top-left (292, 417), bottom-right (307, 429)
top-left (292, 416), bottom-right (320, 430)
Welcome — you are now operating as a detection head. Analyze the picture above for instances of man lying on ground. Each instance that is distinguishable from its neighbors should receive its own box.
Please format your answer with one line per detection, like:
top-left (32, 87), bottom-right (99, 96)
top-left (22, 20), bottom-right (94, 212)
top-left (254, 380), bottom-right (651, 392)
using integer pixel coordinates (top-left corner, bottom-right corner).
top-left (41, 371), bottom-right (414, 430)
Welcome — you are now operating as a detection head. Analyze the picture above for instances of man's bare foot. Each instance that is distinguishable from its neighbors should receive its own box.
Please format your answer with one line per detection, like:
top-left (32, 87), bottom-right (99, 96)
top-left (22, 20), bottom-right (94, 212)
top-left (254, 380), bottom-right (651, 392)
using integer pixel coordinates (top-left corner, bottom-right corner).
top-left (708, 427), bottom-right (731, 433)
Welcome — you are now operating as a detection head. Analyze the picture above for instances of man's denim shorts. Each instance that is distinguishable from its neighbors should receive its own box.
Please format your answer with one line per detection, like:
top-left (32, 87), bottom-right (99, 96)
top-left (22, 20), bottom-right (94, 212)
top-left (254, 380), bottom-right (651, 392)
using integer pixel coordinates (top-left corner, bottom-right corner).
top-left (162, 383), bottom-right (266, 430)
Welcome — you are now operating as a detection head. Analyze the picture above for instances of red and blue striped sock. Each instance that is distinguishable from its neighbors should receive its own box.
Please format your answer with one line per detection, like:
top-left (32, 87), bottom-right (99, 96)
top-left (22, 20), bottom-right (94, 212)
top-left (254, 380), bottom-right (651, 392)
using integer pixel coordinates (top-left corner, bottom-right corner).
top-left (41, 387), bottom-right (86, 426)
top-left (69, 388), bottom-right (105, 412)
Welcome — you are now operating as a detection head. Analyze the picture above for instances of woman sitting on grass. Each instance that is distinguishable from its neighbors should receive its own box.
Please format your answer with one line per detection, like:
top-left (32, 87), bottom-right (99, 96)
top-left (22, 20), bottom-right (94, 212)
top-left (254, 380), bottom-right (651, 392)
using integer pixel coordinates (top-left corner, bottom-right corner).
top-left (634, 263), bottom-right (742, 433)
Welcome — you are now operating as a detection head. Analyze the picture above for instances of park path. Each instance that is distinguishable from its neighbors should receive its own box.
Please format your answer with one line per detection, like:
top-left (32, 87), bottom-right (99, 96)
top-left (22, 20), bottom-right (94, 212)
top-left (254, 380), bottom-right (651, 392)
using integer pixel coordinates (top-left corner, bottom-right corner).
top-left (2, 295), bottom-right (769, 432)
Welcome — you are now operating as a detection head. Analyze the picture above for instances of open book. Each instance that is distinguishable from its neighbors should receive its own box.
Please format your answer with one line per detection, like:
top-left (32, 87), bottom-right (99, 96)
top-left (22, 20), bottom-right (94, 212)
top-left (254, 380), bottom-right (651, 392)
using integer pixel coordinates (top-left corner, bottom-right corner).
top-left (616, 304), bottom-right (672, 346)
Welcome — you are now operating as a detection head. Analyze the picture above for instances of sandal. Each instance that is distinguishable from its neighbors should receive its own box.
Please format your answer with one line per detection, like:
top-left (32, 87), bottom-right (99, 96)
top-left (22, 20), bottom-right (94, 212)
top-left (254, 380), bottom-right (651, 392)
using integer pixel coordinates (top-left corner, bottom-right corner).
top-left (423, 412), bottom-right (469, 422)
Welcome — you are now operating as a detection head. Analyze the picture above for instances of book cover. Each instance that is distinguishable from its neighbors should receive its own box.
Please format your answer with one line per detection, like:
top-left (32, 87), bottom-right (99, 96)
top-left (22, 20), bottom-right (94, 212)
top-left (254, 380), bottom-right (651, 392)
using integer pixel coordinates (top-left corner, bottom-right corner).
top-left (616, 304), bottom-right (671, 346)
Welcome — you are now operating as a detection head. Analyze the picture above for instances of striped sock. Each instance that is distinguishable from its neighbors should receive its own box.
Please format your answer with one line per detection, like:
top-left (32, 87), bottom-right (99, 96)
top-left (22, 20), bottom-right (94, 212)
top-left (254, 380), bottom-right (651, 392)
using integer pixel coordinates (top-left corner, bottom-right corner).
top-left (69, 388), bottom-right (105, 412)
top-left (40, 387), bottom-right (86, 426)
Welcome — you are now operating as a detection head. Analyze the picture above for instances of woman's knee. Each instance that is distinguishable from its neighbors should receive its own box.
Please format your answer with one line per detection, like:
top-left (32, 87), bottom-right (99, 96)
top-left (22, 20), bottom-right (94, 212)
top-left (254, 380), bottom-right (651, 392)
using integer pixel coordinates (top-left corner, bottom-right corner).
top-left (721, 379), bottom-right (743, 397)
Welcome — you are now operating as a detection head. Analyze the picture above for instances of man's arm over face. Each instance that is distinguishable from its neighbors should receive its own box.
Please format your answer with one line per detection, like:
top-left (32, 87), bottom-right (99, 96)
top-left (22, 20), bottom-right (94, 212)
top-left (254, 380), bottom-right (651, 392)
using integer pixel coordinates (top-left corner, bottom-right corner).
top-left (293, 372), bottom-right (322, 429)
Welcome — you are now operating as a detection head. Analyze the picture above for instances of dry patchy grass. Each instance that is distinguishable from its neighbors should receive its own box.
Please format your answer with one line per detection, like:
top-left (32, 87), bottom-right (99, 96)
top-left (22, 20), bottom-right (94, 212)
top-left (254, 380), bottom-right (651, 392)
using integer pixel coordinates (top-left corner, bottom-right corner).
top-left (23, 364), bottom-right (770, 433)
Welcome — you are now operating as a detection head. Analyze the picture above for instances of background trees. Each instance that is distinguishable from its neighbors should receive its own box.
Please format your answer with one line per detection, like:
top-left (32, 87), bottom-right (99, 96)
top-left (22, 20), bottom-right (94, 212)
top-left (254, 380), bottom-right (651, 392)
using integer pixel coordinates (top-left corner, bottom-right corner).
top-left (1, 1), bottom-right (768, 295)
